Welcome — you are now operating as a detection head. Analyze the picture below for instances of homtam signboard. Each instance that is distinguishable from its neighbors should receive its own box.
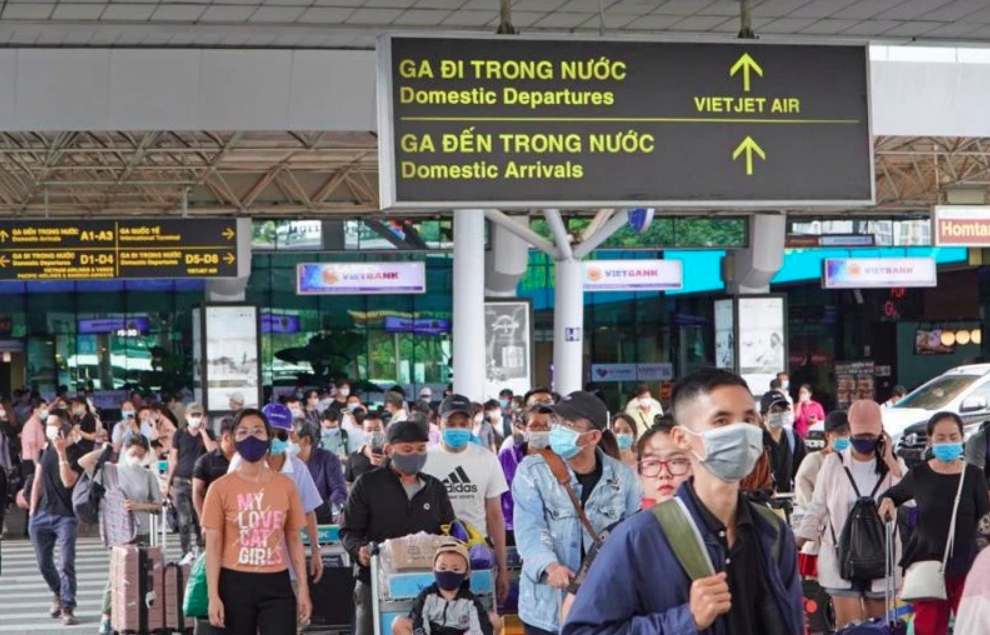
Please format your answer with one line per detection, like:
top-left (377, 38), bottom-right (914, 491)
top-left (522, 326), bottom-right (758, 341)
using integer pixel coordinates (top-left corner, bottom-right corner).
top-left (933, 206), bottom-right (990, 246)
top-left (822, 257), bottom-right (938, 289)
top-left (377, 35), bottom-right (873, 209)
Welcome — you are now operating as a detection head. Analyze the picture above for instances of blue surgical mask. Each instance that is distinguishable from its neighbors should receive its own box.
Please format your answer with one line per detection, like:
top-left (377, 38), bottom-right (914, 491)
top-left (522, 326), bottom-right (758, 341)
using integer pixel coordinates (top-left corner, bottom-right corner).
top-left (932, 442), bottom-right (963, 463)
top-left (685, 423), bottom-right (764, 483)
top-left (347, 403), bottom-right (359, 412)
top-left (122, 411), bottom-right (135, 420)
top-left (832, 437), bottom-right (851, 453)
top-left (616, 433), bottom-right (634, 451)
top-left (270, 438), bottom-right (289, 456)
top-left (499, 399), bottom-right (510, 410)
top-left (442, 428), bottom-right (472, 450)
top-left (549, 424), bottom-right (587, 460)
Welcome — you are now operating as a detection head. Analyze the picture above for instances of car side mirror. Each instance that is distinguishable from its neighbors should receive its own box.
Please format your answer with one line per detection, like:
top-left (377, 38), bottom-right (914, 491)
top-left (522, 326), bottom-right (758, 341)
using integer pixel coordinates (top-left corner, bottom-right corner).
top-left (960, 396), bottom-right (988, 413)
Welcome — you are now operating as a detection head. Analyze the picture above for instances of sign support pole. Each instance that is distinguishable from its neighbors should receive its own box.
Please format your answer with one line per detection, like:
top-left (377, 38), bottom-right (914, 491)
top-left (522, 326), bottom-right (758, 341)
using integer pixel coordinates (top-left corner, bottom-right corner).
top-left (453, 209), bottom-right (487, 400)
top-left (553, 258), bottom-right (584, 395)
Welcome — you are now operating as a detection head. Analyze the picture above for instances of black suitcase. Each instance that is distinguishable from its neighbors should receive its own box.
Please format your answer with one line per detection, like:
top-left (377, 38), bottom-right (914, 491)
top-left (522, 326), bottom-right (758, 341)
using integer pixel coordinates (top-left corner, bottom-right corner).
top-left (306, 548), bottom-right (355, 633)
top-left (803, 579), bottom-right (835, 635)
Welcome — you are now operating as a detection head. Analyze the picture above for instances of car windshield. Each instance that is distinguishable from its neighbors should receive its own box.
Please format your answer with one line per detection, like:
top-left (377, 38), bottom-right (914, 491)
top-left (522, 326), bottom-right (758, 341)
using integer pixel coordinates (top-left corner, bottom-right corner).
top-left (895, 375), bottom-right (980, 410)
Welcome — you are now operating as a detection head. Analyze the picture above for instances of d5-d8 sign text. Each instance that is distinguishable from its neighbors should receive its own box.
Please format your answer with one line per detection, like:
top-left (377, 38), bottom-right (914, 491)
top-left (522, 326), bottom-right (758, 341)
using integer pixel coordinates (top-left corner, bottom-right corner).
top-left (377, 35), bottom-right (873, 209)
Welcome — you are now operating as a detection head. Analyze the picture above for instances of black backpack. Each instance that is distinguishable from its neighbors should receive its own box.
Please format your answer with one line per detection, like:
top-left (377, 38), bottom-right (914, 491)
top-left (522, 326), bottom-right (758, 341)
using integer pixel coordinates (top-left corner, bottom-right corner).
top-left (831, 456), bottom-right (888, 583)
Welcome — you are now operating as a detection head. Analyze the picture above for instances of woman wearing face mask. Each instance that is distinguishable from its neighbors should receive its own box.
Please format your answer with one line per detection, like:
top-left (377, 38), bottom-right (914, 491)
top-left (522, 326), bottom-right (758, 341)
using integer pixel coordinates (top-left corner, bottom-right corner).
top-left (609, 414), bottom-right (639, 470)
top-left (291, 420), bottom-right (347, 524)
top-left (318, 410), bottom-right (349, 460)
top-left (202, 408), bottom-right (312, 635)
top-left (877, 412), bottom-right (990, 635)
top-left (793, 384), bottom-right (826, 439)
top-left (80, 436), bottom-right (163, 635)
top-left (559, 418), bottom-right (693, 622)
top-left (473, 401), bottom-right (499, 452)
top-left (795, 400), bottom-right (905, 627)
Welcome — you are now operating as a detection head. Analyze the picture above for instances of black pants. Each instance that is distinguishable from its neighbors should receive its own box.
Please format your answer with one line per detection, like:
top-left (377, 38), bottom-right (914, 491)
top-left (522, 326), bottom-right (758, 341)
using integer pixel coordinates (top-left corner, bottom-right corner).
top-left (218, 568), bottom-right (296, 635)
top-left (172, 477), bottom-right (201, 555)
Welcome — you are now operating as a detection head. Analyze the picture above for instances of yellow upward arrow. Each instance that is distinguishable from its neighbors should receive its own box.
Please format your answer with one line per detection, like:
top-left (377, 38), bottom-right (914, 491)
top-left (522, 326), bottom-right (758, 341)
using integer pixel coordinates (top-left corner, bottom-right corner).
top-left (732, 136), bottom-right (765, 176)
top-left (729, 53), bottom-right (763, 92)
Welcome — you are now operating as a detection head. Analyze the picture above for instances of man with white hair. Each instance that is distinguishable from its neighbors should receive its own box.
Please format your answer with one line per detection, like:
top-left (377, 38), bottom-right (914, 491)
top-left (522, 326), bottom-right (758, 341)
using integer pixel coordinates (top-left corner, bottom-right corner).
top-left (227, 392), bottom-right (245, 412)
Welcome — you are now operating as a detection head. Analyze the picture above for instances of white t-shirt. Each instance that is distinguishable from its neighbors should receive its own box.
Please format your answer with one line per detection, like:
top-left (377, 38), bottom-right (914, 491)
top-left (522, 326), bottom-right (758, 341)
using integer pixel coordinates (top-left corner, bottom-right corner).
top-left (845, 456), bottom-right (884, 504)
top-left (422, 442), bottom-right (508, 537)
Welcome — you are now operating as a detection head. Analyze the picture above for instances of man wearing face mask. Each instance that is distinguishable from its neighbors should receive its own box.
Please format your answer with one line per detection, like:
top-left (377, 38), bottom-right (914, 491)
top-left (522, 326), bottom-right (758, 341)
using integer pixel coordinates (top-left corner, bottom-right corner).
top-left (562, 369), bottom-right (803, 635)
top-left (497, 389), bottom-right (555, 544)
top-left (340, 416), bottom-right (456, 635)
top-left (624, 384), bottom-right (664, 437)
top-left (513, 391), bottom-right (641, 635)
top-left (345, 413), bottom-right (387, 486)
top-left (28, 410), bottom-right (85, 625)
top-left (422, 395), bottom-right (510, 603)
top-left (761, 392), bottom-right (808, 494)
top-left (164, 402), bottom-right (216, 564)
top-left (192, 416), bottom-right (238, 521)
top-left (292, 420), bottom-right (347, 524)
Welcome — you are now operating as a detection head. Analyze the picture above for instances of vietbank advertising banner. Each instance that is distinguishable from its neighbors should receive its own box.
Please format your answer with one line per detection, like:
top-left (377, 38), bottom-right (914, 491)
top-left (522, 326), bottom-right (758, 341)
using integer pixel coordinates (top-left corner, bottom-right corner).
top-left (296, 262), bottom-right (426, 295)
top-left (583, 259), bottom-right (682, 292)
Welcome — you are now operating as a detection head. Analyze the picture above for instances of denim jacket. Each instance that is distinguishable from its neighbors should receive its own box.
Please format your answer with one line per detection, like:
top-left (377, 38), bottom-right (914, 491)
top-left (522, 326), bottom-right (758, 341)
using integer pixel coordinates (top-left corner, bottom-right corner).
top-left (512, 449), bottom-right (641, 632)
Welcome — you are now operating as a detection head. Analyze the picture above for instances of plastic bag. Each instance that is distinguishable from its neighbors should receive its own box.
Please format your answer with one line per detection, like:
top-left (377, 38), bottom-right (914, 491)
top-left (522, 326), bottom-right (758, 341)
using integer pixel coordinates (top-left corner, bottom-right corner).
top-left (182, 553), bottom-right (209, 619)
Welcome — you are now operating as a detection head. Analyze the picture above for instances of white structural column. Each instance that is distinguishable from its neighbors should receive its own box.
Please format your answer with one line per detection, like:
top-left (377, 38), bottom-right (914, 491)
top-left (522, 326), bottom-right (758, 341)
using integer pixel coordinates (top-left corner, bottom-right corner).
top-left (453, 209), bottom-right (487, 400)
top-left (553, 258), bottom-right (584, 395)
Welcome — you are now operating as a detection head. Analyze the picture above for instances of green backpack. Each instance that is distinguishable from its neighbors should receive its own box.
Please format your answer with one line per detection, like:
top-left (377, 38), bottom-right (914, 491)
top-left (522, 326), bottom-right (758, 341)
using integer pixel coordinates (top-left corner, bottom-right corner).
top-left (651, 497), bottom-right (783, 580)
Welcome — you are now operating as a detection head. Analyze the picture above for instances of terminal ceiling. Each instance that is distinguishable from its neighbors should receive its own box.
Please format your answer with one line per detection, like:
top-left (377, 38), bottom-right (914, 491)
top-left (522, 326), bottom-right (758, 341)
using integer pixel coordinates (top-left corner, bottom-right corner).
top-left (1, 1), bottom-right (990, 48)
top-left (0, 131), bottom-right (988, 218)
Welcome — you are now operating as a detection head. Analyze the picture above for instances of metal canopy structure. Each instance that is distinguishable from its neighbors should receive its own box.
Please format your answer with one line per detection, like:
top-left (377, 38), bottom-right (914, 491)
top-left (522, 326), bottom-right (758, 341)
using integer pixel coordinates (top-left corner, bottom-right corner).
top-left (0, 0), bottom-right (990, 48)
top-left (0, 131), bottom-right (988, 218)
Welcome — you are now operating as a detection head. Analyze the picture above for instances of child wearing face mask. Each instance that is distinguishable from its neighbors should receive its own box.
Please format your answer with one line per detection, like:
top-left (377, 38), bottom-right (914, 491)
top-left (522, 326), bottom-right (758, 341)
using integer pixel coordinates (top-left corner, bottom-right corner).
top-left (391, 540), bottom-right (498, 635)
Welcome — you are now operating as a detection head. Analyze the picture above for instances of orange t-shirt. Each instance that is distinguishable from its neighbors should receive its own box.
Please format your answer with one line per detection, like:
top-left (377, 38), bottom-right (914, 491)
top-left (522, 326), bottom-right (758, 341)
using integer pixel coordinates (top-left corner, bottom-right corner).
top-left (201, 471), bottom-right (306, 574)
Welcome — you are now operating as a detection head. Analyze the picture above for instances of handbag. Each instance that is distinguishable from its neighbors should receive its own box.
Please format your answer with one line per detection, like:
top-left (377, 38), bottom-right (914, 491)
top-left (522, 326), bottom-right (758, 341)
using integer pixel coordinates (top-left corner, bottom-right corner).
top-left (899, 466), bottom-right (967, 603)
top-left (182, 553), bottom-right (209, 619)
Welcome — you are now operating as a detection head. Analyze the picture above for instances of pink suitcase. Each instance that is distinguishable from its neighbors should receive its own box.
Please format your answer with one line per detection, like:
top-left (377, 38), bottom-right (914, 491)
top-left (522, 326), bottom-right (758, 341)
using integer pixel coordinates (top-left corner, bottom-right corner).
top-left (110, 544), bottom-right (165, 634)
top-left (163, 561), bottom-right (195, 633)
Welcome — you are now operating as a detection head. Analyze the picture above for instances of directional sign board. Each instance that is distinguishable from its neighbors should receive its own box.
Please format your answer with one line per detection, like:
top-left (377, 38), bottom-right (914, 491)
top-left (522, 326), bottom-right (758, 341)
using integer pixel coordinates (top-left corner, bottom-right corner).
top-left (0, 219), bottom-right (239, 281)
top-left (377, 35), bottom-right (873, 209)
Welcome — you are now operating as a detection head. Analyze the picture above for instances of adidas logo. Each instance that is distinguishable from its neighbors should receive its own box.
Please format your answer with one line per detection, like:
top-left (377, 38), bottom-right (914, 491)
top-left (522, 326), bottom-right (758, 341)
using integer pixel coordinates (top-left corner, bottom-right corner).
top-left (442, 466), bottom-right (479, 494)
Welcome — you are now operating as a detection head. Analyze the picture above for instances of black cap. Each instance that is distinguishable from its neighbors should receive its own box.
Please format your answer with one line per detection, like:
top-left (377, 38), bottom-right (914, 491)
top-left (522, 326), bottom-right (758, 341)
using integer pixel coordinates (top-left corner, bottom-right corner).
top-left (548, 391), bottom-right (608, 431)
top-left (387, 419), bottom-right (429, 444)
top-left (439, 394), bottom-right (473, 419)
top-left (760, 391), bottom-right (789, 413)
top-left (824, 410), bottom-right (850, 434)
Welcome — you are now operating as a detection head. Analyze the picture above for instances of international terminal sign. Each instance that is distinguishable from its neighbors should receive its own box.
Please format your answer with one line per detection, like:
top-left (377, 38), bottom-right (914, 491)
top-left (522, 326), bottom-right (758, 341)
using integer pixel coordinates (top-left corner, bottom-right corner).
top-left (0, 219), bottom-right (239, 281)
top-left (377, 35), bottom-right (873, 209)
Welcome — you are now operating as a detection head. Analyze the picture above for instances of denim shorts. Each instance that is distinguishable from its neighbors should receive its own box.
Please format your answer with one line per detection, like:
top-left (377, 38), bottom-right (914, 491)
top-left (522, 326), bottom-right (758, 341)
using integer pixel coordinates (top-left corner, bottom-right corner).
top-left (825, 579), bottom-right (885, 599)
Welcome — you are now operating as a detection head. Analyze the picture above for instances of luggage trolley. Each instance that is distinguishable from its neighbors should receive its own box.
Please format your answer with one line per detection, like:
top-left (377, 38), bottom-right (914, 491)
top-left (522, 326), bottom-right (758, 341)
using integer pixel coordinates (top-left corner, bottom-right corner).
top-left (370, 542), bottom-right (496, 635)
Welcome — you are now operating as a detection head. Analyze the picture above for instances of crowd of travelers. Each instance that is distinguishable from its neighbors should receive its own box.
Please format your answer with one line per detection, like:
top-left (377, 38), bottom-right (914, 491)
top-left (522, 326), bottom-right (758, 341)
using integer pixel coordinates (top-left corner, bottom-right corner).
top-left (2, 372), bottom-right (990, 635)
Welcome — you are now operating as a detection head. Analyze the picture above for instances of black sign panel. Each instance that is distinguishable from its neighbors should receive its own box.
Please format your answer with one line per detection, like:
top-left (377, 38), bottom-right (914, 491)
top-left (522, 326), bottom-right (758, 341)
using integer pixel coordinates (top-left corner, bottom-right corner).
top-left (0, 219), bottom-right (239, 281)
top-left (377, 36), bottom-right (873, 209)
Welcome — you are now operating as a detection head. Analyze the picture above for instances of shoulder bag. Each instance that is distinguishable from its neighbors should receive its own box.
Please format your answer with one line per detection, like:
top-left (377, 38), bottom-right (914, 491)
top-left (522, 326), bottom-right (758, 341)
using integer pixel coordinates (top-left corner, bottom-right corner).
top-left (899, 466), bottom-right (967, 602)
top-left (539, 449), bottom-right (600, 542)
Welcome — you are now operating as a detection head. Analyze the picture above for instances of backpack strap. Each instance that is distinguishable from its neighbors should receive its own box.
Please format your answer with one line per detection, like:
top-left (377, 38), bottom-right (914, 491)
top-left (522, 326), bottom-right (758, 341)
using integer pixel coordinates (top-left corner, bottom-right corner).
top-left (539, 449), bottom-right (600, 543)
top-left (651, 498), bottom-right (715, 580)
top-left (749, 502), bottom-right (784, 564)
top-left (784, 428), bottom-right (795, 454)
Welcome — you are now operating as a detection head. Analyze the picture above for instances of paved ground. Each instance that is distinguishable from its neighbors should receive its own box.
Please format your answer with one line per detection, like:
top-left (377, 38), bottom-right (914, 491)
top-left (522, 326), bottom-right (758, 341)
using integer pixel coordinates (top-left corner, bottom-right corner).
top-left (0, 533), bottom-right (110, 635)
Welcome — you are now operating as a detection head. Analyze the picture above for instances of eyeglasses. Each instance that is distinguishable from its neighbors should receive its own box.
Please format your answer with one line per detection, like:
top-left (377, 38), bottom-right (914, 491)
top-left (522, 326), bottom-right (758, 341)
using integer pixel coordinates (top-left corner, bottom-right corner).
top-left (234, 427), bottom-right (268, 441)
top-left (638, 457), bottom-right (691, 477)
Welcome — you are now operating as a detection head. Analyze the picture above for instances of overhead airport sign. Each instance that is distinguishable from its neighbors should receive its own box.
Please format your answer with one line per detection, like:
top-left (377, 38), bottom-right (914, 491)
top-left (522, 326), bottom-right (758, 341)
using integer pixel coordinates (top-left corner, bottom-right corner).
top-left (0, 219), bottom-right (239, 281)
top-left (933, 206), bottom-right (990, 247)
top-left (377, 35), bottom-right (873, 209)
top-left (822, 257), bottom-right (937, 289)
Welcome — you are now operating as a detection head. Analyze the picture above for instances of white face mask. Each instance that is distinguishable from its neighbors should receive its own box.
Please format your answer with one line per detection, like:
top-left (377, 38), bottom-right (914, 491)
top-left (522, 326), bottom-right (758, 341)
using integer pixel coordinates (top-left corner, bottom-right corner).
top-left (338, 388), bottom-right (350, 398)
top-left (781, 381), bottom-right (790, 390)
top-left (638, 398), bottom-right (652, 408)
top-left (122, 453), bottom-right (142, 468)
top-left (187, 416), bottom-right (202, 429)
top-left (46, 426), bottom-right (61, 441)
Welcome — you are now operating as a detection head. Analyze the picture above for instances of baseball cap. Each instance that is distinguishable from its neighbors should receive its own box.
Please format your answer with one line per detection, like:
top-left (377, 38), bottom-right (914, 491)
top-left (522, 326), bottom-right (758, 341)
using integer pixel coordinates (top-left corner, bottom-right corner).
top-left (760, 391), bottom-right (789, 413)
top-left (439, 394), bottom-right (473, 419)
top-left (186, 402), bottom-right (204, 416)
top-left (434, 539), bottom-right (471, 571)
top-left (387, 418), bottom-right (430, 444)
top-left (824, 410), bottom-right (850, 434)
top-left (548, 391), bottom-right (608, 431)
top-left (262, 402), bottom-right (293, 431)
top-left (420, 387), bottom-right (433, 398)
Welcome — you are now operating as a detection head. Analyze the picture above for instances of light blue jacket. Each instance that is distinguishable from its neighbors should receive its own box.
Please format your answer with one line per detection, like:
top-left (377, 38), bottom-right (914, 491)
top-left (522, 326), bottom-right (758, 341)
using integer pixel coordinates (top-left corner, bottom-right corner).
top-left (512, 449), bottom-right (641, 633)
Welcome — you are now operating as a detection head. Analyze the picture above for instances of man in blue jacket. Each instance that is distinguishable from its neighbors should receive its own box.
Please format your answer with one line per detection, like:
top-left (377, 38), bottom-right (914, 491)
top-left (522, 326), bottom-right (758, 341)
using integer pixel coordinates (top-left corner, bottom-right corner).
top-left (562, 368), bottom-right (804, 635)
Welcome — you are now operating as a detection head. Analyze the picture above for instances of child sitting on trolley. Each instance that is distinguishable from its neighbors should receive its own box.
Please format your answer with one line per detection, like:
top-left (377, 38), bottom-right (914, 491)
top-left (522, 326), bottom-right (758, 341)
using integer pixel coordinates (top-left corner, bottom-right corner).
top-left (392, 540), bottom-right (500, 635)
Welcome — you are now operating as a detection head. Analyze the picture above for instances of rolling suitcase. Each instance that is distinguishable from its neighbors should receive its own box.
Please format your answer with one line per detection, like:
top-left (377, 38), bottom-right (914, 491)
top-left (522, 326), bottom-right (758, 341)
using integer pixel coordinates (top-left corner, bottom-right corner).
top-left (164, 562), bottom-right (195, 633)
top-left (836, 521), bottom-right (907, 635)
top-left (110, 544), bottom-right (165, 634)
top-left (306, 544), bottom-right (355, 632)
top-left (803, 578), bottom-right (835, 634)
